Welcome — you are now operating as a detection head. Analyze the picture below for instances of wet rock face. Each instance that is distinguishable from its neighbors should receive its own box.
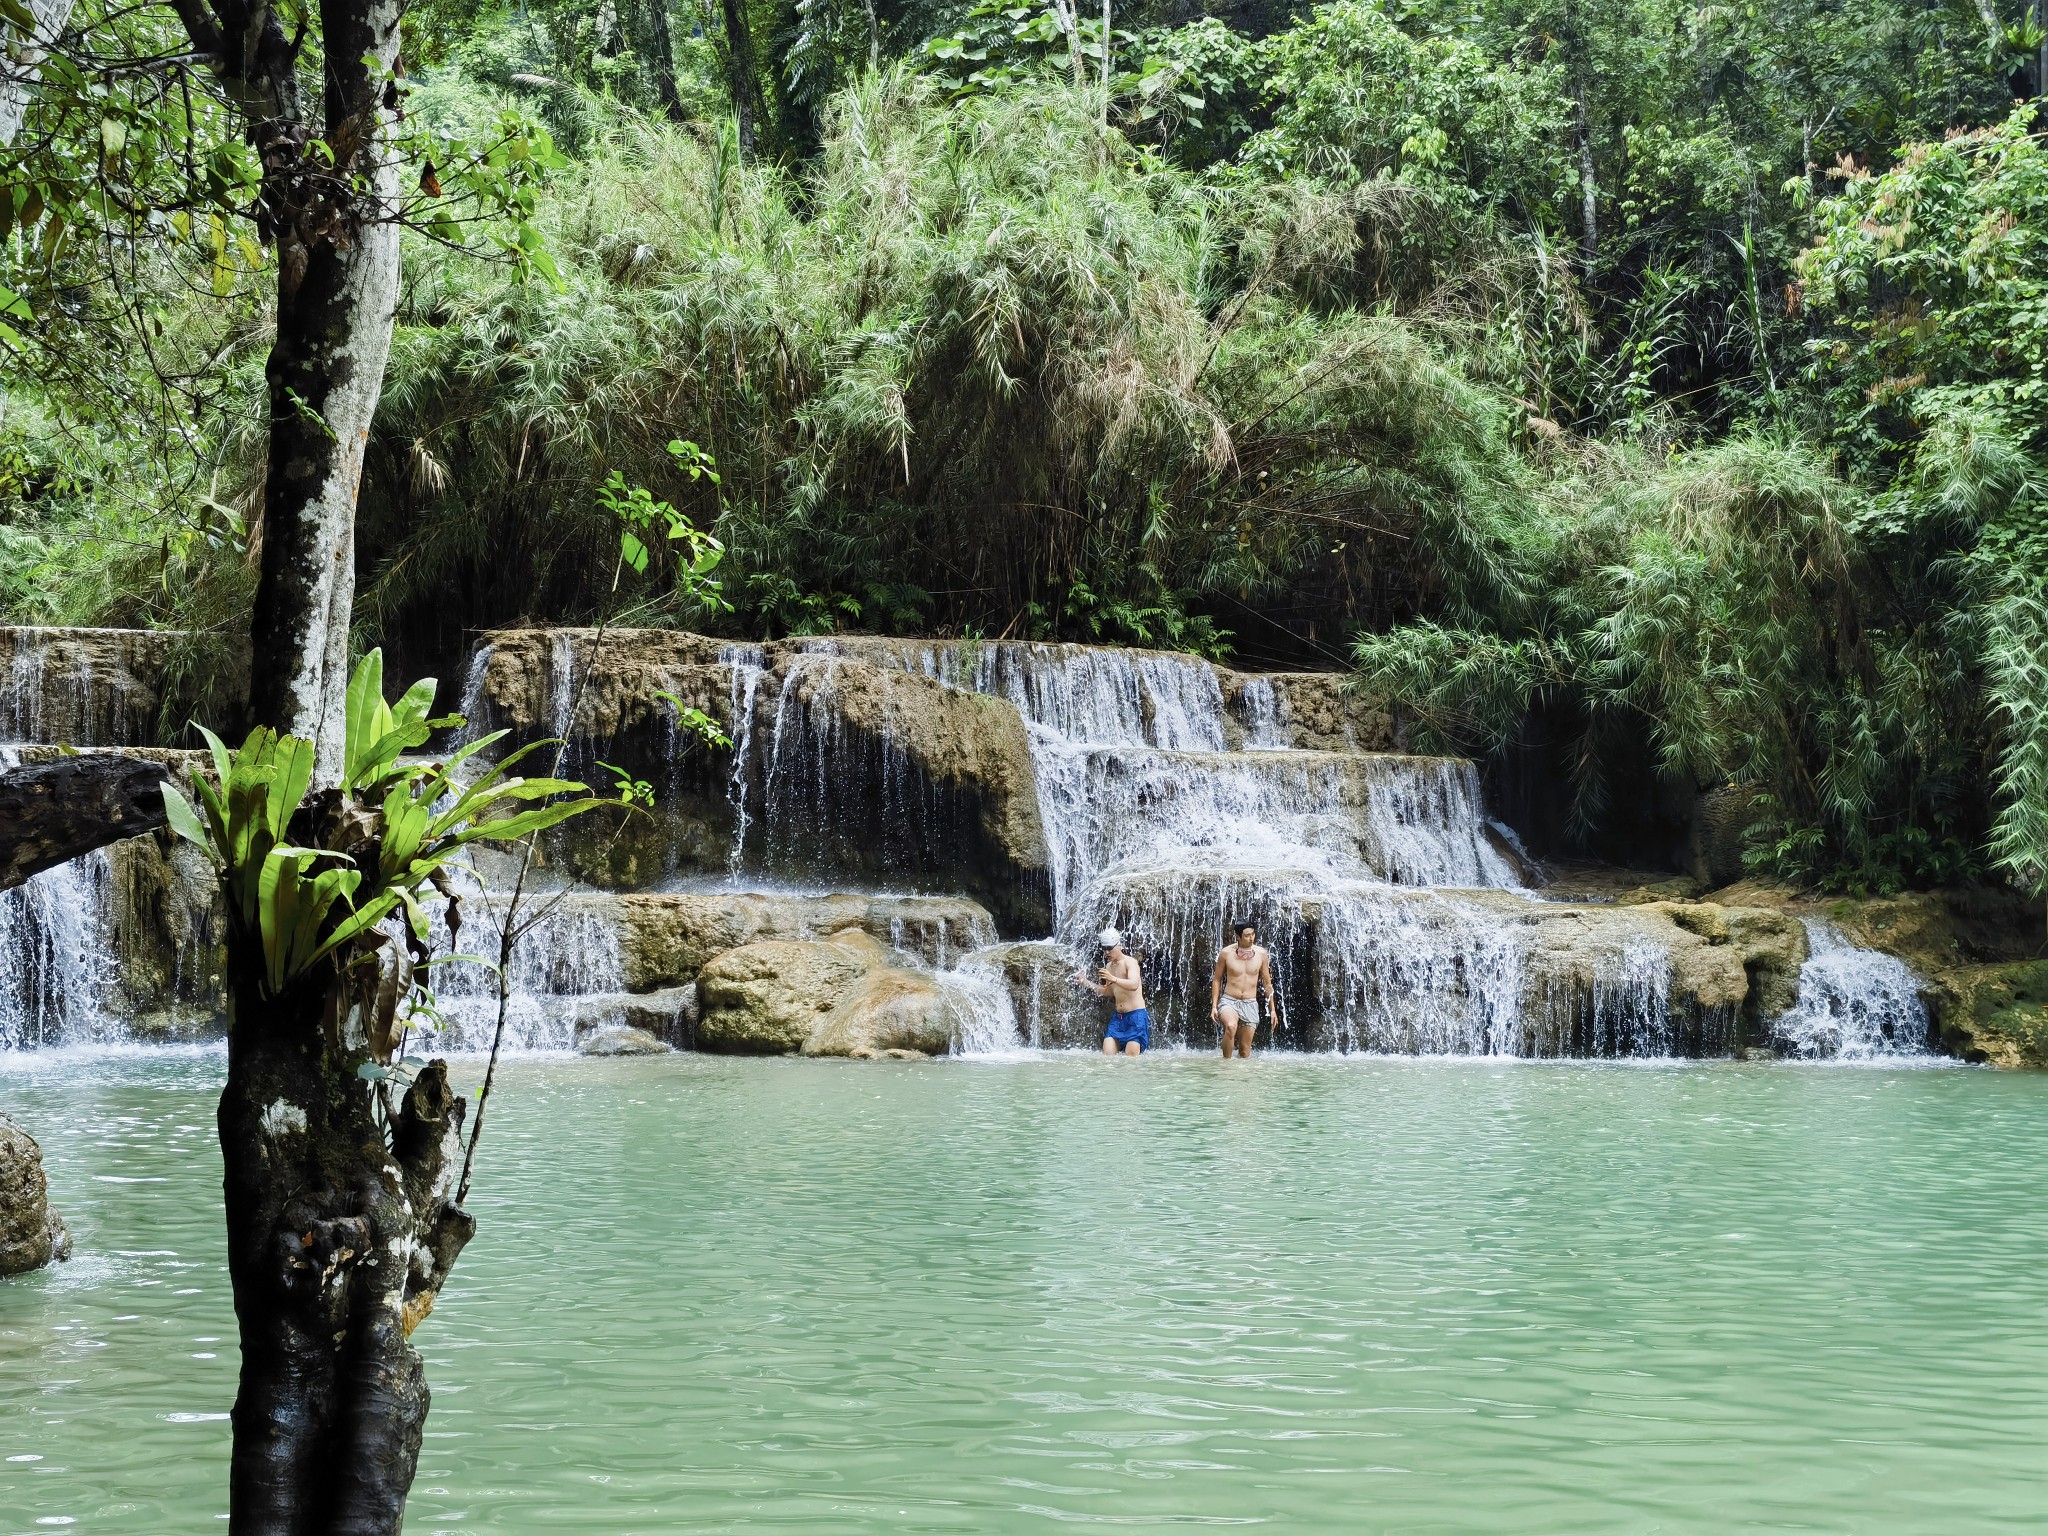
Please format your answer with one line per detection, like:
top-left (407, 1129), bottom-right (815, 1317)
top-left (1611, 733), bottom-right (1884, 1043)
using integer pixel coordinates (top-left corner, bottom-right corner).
top-left (695, 931), bottom-right (959, 1057)
top-left (0, 1113), bottom-right (71, 1276)
top-left (1221, 671), bottom-right (1396, 753)
top-left (0, 628), bottom-right (245, 747)
top-left (461, 630), bottom-right (1055, 935)
top-left (1937, 962), bottom-right (2048, 1068)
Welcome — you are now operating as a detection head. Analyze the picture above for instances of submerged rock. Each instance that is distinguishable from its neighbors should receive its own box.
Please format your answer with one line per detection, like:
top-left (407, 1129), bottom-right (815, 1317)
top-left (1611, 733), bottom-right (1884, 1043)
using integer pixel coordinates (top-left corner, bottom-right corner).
top-left (0, 1113), bottom-right (70, 1275)
top-left (695, 930), bottom-right (958, 1057)
top-left (577, 1024), bottom-right (671, 1056)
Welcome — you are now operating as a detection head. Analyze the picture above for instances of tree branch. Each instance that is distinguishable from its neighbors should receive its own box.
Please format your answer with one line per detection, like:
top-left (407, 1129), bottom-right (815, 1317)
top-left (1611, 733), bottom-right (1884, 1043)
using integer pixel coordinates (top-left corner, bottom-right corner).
top-left (0, 754), bottom-right (171, 891)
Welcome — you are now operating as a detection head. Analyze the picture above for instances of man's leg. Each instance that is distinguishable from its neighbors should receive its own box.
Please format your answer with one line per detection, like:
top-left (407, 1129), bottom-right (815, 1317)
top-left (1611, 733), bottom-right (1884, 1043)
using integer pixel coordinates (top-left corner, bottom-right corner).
top-left (1124, 1038), bottom-right (1142, 1055)
top-left (1102, 1034), bottom-right (1119, 1055)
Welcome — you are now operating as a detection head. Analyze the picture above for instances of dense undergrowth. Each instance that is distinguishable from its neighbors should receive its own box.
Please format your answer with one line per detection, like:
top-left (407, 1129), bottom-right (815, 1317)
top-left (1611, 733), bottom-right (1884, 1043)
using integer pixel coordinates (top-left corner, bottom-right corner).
top-left (3, 0), bottom-right (2046, 894)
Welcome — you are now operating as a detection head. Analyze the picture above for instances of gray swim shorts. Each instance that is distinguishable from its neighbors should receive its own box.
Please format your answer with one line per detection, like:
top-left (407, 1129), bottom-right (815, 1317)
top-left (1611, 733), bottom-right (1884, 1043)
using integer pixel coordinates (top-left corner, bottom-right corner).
top-left (1217, 995), bottom-right (1260, 1027)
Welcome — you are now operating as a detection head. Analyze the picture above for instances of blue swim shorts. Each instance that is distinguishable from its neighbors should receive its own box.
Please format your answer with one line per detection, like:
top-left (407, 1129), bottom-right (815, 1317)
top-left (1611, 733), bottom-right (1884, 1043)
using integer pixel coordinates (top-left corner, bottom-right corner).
top-left (1105, 1008), bottom-right (1151, 1049)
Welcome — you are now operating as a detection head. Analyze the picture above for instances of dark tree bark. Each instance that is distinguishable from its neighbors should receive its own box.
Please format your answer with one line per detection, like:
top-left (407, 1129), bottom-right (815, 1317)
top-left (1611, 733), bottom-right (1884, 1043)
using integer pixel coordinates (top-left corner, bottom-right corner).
top-left (218, 941), bottom-right (472, 1534)
top-left (715, 0), bottom-right (767, 154)
top-left (0, 755), bottom-right (169, 891)
top-left (648, 0), bottom-right (687, 121)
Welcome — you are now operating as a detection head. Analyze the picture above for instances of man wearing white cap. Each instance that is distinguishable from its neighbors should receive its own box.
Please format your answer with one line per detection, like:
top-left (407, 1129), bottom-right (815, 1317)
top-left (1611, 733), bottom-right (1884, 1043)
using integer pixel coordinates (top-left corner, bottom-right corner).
top-left (1077, 928), bottom-right (1149, 1055)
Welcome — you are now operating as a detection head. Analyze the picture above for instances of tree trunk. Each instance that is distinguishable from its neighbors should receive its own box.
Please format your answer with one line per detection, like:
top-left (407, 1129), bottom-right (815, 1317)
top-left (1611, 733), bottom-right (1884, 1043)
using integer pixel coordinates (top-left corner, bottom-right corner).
top-left (1560, 0), bottom-right (1596, 271)
top-left (0, 754), bottom-right (169, 891)
top-left (163, 1), bottom-right (451, 1530)
top-left (246, 79), bottom-right (404, 786)
top-left (219, 946), bottom-right (473, 1535)
top-left (717, 0), bottom-right (766, 155)
top-left (648, 0), bottom-right (687, 121)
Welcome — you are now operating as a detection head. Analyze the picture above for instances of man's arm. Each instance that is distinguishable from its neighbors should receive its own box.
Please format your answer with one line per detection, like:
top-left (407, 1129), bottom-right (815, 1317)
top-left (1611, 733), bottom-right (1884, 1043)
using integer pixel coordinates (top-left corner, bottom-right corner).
top-left (1210, 951), bottom-right (1226, 1015)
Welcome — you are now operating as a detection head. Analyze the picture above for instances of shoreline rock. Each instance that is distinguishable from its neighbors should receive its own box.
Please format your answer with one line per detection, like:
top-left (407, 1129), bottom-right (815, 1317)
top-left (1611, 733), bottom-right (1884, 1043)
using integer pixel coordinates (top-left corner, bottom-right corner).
top-left (1, 1113), bottom-right (71, 1276)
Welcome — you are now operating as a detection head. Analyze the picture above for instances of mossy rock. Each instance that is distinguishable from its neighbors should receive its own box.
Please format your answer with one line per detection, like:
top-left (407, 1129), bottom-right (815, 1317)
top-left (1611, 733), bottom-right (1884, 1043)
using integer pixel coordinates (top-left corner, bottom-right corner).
top-left (1940, 962), bottom-right (2048, 1069)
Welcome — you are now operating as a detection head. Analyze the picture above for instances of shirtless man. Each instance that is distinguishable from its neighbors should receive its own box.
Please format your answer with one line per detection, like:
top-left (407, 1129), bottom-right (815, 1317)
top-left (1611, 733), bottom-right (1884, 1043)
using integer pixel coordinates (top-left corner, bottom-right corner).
top-left (1210, 922), bottom-right (1276, 1059)
top-left (1077, 927), bottom-right (1149, 1055)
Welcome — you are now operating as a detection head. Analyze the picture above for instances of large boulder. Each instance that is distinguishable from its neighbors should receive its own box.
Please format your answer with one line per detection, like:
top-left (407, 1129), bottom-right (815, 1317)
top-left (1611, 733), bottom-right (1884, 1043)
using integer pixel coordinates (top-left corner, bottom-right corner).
top-left (695, 930), bottom-right (960, 1057)
top-left (0, 1114), bottom-right (71, 1276)
top-left (610, 890), bottom-right (997, 990)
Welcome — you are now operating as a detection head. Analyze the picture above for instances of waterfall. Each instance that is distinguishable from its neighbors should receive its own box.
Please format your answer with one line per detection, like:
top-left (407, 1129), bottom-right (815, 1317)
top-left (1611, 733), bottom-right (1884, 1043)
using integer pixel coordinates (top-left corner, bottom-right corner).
top-left (721, 643), bottom-right (768, 880)
top-left (1028, 740), bottom-right (1516, 919)
top-left (453, 642), bottom-right (494, 739)
top-left (417, 897), bottom-right (628, 1053)
top-left (852, 639), bottom-right (1230, 749)
top-left (6, 631), bottom-right (50, 742)
top-left (1773, 920), bottom-right (1931, 1060)
top-left (1238, 677), bottom-right (1290, 750)
top-left (0, 630), bottom-right (1948, 1060)
top-left (0, 852), bottom-right (117, 1048)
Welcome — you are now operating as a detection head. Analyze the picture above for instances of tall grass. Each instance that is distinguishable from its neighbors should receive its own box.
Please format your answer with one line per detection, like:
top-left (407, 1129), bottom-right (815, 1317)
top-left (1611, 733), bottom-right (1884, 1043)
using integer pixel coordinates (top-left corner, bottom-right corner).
top-left (357, 71), bottom-right (1530, 659)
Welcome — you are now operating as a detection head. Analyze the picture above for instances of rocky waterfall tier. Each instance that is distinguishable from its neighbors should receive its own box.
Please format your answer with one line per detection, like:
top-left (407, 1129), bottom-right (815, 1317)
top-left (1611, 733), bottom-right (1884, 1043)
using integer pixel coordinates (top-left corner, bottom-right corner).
top-left (0, 624), bottom-right (1964, 1059)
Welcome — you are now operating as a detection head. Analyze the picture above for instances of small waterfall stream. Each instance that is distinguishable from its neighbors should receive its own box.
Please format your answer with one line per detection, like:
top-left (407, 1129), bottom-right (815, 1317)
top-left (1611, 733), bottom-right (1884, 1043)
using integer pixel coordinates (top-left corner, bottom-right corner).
top-left (0, 853), bottom-right (118, 1049)
top-left (1772, 920), bottom-right (1932, 1059)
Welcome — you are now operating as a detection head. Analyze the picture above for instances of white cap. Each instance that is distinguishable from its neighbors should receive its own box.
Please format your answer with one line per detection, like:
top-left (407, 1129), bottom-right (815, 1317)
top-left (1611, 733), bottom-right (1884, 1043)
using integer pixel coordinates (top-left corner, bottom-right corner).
top-left (1098, 927), bottom-right (1122, 948)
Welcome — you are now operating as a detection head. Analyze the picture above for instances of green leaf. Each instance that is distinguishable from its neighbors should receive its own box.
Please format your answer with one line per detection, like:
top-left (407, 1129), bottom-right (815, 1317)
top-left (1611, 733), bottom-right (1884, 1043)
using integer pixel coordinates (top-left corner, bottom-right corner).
top-left (160, 780), bottom-right (212, 853)
top-left (265, 735), bottom-right (316, 841)
top-left (343, 648), bottom-right (388, 786)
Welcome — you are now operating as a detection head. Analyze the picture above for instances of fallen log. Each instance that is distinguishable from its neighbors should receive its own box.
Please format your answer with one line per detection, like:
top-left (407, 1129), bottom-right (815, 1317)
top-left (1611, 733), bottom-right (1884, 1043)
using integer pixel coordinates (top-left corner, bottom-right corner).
top-left (0, 753), bottom-right (171, 890)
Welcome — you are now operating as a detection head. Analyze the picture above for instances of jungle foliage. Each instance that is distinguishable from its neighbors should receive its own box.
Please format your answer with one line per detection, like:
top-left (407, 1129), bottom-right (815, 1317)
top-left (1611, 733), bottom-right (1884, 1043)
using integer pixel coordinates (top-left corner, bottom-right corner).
top-left (3, 0), bottom-right (2047, 890)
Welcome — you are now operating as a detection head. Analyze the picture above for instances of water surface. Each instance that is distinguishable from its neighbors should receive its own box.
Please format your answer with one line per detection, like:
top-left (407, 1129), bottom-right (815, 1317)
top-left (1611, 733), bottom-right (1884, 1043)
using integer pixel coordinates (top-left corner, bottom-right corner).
top-left (4, 1051), bottom-right (2046, 1533)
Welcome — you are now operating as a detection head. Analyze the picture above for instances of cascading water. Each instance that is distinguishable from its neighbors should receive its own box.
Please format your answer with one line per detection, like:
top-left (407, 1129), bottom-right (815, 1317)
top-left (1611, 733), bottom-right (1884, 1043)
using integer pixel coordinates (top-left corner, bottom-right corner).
top-left (416, 897), bottom-right (629, 1053)
top-left (722, 643), bottom-right (769, 879)
top-left (1773, 920), bottom-right (1931, 1060)
top-left (623, 636), bottom-right (1937, 1058)
top-left (1237, 678), bottom-right (1289, 750)
top-left (0, 852), bottom-right (117, 1049)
